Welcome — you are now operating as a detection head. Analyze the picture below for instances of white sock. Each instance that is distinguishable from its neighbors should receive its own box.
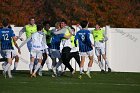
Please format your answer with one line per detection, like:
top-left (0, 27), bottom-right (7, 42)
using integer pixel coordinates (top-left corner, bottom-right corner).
top-left (52, 67), bottom-right (57, 74)
top-left (39, 65), bottom-right (43, 72)
top-left (29, 62), bottom-right (34, 74)
top-left (87, 67), bottom-right (92, 74)
top-left (14, 62), bottom-right (18, 70)
top-left (4, 63), bottom-right (11, 72)
top-left (99, 61), bottom-right (104, 70)
top-left (80, 67), bottom-right (83, 74)
top-left (105, 60), bottom-right (110, 68)
top-left (8, 66), bottom-right (12, 77)
top-left (34, 63), bottom-right (41, 74)
top-left (2, 62), bottom-right (7, 70)
top-left (61, 63), bottom-right (65, 72)
top-left (46, 59), bottom-right (52, 70)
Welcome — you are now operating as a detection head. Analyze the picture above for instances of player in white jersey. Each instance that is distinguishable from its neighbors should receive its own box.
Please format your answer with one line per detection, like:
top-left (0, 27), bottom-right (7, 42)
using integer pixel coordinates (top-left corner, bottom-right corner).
top-left (29, 24), bottom-right (48, 77)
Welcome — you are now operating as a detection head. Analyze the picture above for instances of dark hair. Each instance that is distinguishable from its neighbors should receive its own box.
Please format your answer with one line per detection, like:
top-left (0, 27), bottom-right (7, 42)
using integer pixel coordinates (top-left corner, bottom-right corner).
top-left (61, 19), bottom-right (67, 24)
top-left (70, 26), bottom-right (75, 31)
top-left (29, 17), bottom-right (35, 21)
top-left (2, 18), bottom-right (9, 27)
top-left (80, 20), bottom-right (88, 28)
top-left (37, 24), bottom-right (43, 31)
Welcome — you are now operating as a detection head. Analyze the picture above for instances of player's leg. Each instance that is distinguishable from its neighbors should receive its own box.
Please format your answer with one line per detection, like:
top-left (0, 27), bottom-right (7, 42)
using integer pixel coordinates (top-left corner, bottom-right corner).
top-left (31, 50), bottom-right (43, 77)
top-left (3, 50), bottom-right (13, 78)
top-left (62, 52), bottom-right (74, 74)
top-left (102, 53), bottom-right (111, 72)
top-left (13, 55), bottom-right (19, 71)
top-left (95, 47), bottom-right (104, 72)
top-left (51, 58), bottom-right (57, 76)
top-left (73, 52), bottom-right (80, 67)
top-left (86, 50), bottom-right (94, 78)
top-left (80, 55), bottom-right (85, 74)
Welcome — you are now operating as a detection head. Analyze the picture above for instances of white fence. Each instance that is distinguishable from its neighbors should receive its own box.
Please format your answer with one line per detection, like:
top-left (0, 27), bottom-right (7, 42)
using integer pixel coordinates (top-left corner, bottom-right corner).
top-left (0, 25), bottom-right (140, 72)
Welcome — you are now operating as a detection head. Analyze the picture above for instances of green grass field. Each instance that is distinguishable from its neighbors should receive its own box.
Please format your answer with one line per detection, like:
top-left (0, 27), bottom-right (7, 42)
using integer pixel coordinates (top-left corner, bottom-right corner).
top-left (0, 71), bottom-right (140, 93)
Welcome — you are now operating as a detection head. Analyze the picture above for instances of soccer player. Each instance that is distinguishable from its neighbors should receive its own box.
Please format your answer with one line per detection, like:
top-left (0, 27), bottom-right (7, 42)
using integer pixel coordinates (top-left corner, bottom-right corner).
top-left (61, 26), bottom-right (80, 75)
top-left (38, 21), bottom-right (52, 76)
top-left (30, 24), bottom-right (48, 77)
top-left (74, 20), bottom-right (94, 79)
top-left (91, 24), bottom-right (111, 73)
top-left (50, 22), bottom-right (72, 77)
top-left (19, 17), bottom-right (37, 52)
top-left (53, 19), bottom-right (73, 75)
top-left (0, 18), bottom-right (21, 78)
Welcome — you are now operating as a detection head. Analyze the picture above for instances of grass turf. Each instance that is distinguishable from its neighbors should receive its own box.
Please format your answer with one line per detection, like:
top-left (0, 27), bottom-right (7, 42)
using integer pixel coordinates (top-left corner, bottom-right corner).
top-left (0, 71), bottom-right (140, 93)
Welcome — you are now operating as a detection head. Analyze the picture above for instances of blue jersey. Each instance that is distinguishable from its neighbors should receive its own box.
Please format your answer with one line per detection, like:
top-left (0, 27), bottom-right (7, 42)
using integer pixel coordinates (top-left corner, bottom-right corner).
top-left (50, 34), bottom-right (64, 50)
top-left (0, 27), bottom-right (15, 50)
top-left (75, 29), bottom-right (93, 52)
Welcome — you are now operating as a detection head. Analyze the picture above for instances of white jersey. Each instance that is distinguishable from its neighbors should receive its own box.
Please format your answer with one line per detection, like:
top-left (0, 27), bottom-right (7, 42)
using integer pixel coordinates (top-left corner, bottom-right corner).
top-left (31, 31), bottom-right (48, 51)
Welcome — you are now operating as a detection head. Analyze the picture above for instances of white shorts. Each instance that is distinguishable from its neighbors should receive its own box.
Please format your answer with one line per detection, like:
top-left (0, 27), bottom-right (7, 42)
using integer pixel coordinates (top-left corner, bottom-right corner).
top-left (50, 49), bottom-right (61, 58)
top-left (30, 50), bottom-right (43, 59)
top-left (80, 50), bottom-right (94, 56)
top-left (95, 47), bottom-right (105, 56)
top-left (1, 50), bottom-right (15, 58)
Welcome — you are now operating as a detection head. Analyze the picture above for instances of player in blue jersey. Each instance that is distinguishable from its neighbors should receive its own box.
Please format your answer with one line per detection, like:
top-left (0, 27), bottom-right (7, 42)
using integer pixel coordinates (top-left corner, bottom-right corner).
top-left (74, 20), bottom-right (94, 79)
top-left (50, 22), bottom-right (71, 77)
top-left (0, 18), bottom-right (21, 78)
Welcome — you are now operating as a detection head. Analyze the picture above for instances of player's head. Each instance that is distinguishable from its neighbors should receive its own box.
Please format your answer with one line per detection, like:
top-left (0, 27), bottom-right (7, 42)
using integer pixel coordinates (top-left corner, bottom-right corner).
top-left (29, 17), bottom-right (35, 25)
top-left (95, 23), bottom-right (101, 30)
top-left (80, 20), bottom-right (89, 28)
top-left (2, 18), bottom-right (9, 27)
top-left (55, 22), bottom-right (60, 30)
top-left (43, 20), bottom-right (50, 30)
top-left (37, 24), bottom-right (43, 31)
top-left (60, 19), bottom-right (67, 28)
top-left (70, 26), bottom-right (75, 35)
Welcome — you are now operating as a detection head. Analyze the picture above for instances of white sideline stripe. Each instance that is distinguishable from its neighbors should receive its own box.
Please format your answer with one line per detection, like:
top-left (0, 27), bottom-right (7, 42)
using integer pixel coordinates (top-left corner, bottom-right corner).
top-left (8, 81), bottom-right (140, 87)
top-left (50, 82), bottom-right (140, 86)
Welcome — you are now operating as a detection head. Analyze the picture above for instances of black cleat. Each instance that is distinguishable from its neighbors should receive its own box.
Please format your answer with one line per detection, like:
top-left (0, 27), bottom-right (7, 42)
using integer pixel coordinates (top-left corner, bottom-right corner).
top-left (101, 69), bottom-right (105, 73)
top-left (108, 68), bottom-right (111, 73)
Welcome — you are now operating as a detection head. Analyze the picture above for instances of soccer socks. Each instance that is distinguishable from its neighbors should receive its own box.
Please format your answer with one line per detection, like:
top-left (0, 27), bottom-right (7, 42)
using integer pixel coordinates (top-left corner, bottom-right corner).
top-left (46, 59), bottom-right (52, 70)
top-left (80, 67), bottom-right (83, 74)
top-left (87, 67), bottom-right (92, 74)
top-left (13, 62), bottom-right (18, 70)
top-left (99, 61), bottom-right (104, 70)
top-left (105, 60), bottom-right (110, 68)
top-left (8, 66), bottom-right (12, 78)
top-left (4, 63), bottom-right (11, 72)
top-left (61, 63), bottom-right (65, 72)
top-left (33, 63), bottom-right (41, 74)
top-left (29, 62), bottom-right (34, 74)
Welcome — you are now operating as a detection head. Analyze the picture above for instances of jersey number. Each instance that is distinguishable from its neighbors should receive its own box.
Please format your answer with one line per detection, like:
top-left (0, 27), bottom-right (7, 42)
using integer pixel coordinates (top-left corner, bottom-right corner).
top-left (2, 34), bottom-right (9, 40)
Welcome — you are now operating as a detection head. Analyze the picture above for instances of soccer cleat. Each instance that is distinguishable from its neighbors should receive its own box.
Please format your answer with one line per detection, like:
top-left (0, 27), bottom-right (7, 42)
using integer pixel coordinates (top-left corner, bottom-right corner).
top-left (38, 71), bottom-right (42, 76)
top-left (71, 70), bottom-right (75, 75)
top-left (101, 69), bottom-right (105, 73)
top-left (78, 75), bottom-right (82, 79)
top-left (52, 74), bottom-right (57, 77)
top-left (8, 75), bottom-right (13, 78)
top-left (108, 68), bottom-right (111, 73)
top-left (3, 71), bottom-right (7, 78)
top-left (31, 74), bottom-right (36, 78)
top-left (86, 72), bottom-right (91, 78)
top-left (81, 71), bottom-right (85, 75)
